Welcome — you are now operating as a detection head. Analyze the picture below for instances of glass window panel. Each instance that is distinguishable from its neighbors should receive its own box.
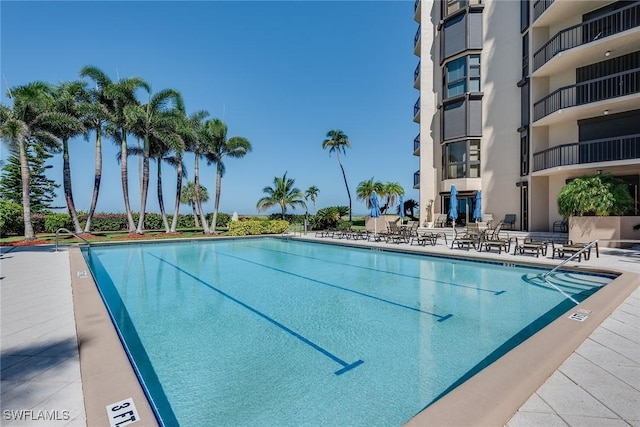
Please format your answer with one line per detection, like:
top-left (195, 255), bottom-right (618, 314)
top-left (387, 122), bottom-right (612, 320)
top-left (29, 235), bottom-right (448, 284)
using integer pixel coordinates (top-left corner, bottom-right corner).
top-left (469, 55), bottom-right (480, 65)
top-left (469, 78), bottom-right (480, 92)
top-left (470, 164), bottom-right (480, 178)
top-left (447, 57), bottom-right (466, 80)
top-left (448, 81), bottom-right (466, 97)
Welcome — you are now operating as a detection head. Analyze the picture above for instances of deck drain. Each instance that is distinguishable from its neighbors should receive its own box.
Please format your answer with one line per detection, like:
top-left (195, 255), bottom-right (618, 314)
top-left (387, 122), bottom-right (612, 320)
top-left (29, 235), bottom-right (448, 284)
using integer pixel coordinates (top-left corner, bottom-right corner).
top-left (77, 270), bottom-right (87, 278)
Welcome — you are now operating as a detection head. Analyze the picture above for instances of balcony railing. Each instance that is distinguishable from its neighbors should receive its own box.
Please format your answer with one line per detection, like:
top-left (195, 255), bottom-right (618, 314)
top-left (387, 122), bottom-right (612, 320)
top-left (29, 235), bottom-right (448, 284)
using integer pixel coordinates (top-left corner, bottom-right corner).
top-left (533, 68), bottom-right (640, 121)
top-left (414, 25), bottom-right (421, 47)
top-left (413, 171), bottom-right (420, 188)
top-left (533, 134), bottom-right (640, 172)
top-left (414, 97), bottom-right (421, 117)
top-left (414, 0), bottom-right (420, 12)
top-left (533, 2), bottom-right (640, 71)
top-left (533, 0), bottom-right (554, 22)
top-left (414, 61), bottom-right (420, 81)
top-left (414, 134), bottom-right (420, 152)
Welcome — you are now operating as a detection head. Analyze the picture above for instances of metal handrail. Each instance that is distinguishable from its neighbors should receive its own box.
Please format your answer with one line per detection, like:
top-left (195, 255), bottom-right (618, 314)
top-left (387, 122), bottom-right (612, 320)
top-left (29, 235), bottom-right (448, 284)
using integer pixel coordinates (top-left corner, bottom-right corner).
top-left (55, 228), bottom-right (90, 252)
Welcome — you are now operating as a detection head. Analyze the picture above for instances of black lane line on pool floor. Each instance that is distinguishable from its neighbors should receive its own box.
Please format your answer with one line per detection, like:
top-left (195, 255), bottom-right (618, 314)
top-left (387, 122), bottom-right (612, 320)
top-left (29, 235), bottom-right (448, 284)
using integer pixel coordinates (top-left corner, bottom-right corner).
top-left (147, 253), bottom-right (363, 376)
top-left (208, 249), bottom-right (453, 322)
top-left (247, 244), bottom-right (506, 296)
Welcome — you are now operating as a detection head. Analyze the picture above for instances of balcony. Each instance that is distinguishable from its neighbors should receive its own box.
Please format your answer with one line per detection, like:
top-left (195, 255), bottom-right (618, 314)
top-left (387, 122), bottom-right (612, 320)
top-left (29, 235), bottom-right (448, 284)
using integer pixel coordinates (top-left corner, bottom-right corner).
top-left (533, 134), bottom-right (640, 172)
top-left (414, 97), bottom-right (421, 123)
top-left (414, 0), bottom-right (421, 22)
top-left (414, 25), bottom-right (421, 55)
top-left (413, 134), bottom-right (420, 156)
top-left (533, 2), bottom-right (640, 72)
top-left (414, 61), bottom-right (420, 89)
top-left (533, 0), bottom-right (554, 22)
top-left (413, 171), bottom-right (420, 189)
top-left (533, 68), bottom-right (640, 122)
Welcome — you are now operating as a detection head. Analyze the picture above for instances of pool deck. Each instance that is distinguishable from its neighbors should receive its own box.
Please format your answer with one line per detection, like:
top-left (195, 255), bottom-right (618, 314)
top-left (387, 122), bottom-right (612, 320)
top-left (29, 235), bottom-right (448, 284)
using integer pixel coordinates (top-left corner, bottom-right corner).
top-left (1, 234), bottom-right (638, 426)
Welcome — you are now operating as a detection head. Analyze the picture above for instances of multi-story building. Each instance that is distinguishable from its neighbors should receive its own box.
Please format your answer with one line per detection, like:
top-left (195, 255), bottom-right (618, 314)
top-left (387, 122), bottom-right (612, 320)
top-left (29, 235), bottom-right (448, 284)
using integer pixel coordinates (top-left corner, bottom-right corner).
top-left (413, 0), bottom-right (640, 231)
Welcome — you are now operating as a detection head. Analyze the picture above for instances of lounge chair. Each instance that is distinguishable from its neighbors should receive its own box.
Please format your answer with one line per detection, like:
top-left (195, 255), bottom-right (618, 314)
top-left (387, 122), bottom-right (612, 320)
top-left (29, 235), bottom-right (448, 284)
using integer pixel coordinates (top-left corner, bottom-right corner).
top-left (451, 224), bottom-right (480, 250)
top-left (385, 221), bottom-right (408, 244)
top-left (513, 237), bottom-right (547, 257)
top-left (551, 241), bottom-right (599, 261)
top-left (503, 214), bottom-right (516, 230)
top-left (434, 214), bottom-right (448, 228)
top-left (479, 222), bottom-right (512, 254)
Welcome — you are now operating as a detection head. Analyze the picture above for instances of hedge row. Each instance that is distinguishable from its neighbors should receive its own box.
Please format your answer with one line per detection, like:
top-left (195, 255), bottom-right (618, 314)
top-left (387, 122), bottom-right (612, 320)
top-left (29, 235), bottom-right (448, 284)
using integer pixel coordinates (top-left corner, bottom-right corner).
top-left (227, 220), bottom-right (289, 236)
top-left (0, 201), bottom-right (232, 236)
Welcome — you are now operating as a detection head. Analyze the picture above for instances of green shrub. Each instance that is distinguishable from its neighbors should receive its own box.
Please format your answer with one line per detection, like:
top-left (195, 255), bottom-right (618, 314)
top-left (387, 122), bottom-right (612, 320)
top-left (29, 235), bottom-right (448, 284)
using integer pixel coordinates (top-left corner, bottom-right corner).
top-left (558, 174), bottom-right (633, 217)
top-left (44, 213), bottom-right (72, 232)
top-left (216, 212), bottom-right (231, 227)
top-left (0, 200), bottom-right (23, 237)
top-left (227, 220), bottom-right (289, 236)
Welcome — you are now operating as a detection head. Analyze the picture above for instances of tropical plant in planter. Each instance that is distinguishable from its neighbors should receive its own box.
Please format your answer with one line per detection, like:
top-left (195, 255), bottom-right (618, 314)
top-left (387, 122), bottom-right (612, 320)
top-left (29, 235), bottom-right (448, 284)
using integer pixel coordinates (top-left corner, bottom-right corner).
top-left (557, 174), bottom-right (633, 217)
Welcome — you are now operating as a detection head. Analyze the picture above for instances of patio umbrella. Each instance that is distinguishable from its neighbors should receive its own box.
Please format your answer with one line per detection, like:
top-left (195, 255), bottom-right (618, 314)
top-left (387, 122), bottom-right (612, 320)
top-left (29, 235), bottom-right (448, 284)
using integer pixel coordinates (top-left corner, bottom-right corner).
top-left (398, 195), bottom-right (404, 224)
top-left (370, 191), bottom-right (381, 235)
top-left (449, 185), bottom-right (458, 226)
top-left (473, 191), bottom-right (482, 222)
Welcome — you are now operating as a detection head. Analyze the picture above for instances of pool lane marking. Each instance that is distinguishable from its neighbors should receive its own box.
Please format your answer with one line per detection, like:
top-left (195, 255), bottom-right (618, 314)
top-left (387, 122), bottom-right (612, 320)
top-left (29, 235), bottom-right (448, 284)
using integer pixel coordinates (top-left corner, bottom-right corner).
top-left (147, 253), bottom-right (363, 376)
top-left (246, 244), bottom-right (505, 296)
top-left (208, 250), bottom-right (453, 322)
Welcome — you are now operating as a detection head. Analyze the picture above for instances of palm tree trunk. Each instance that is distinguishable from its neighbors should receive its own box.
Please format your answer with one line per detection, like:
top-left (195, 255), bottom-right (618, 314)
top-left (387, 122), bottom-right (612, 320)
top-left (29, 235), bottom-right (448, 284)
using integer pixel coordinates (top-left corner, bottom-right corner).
top-left (194, 155), bottom-right (210, 233)
top-left (62, 139), bottom-right (83, 234)
top-left (84, 129), bottom-right (102, 233)
top-left (191, 202), bottom-right (200, 228)
top-left (136, 136), bottom-right (150, 234)
top-left (18, 139), bottom-right (35, 240)
top-left (170, 157), bottom-right (183, 233)
top-left (336, 152), bottom-right (352, 222)
top-left (121, 131), bottom-right (136, 232)
top-left (209, 167), bottom-right (222, 234)
top-left (157, 159), bottom-right (170, 233)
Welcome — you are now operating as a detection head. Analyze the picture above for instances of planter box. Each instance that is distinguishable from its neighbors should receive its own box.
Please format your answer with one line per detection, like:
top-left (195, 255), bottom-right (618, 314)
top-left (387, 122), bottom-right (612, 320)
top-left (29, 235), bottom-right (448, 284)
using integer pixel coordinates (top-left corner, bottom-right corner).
top-left (569, 216), bottom-right (640, 248)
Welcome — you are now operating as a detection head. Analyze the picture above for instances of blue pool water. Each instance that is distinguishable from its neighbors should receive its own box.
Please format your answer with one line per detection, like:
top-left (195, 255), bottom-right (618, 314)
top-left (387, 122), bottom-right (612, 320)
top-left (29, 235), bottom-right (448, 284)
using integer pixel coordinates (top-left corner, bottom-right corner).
top-left (83, 238), bottom-right (614, 426)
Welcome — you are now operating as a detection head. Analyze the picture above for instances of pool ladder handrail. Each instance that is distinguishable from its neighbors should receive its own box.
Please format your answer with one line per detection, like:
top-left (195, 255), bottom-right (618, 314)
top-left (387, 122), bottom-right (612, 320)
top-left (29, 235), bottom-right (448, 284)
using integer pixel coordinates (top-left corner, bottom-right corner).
top-left (55, 227), bottom-right (90, 252)
top-left (542, 239), bottom-right (640, 305)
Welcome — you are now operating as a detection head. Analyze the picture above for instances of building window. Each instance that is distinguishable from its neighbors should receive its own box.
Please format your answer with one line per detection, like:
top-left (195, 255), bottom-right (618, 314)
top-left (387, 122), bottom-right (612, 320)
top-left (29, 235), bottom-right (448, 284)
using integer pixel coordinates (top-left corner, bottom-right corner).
top-left (442, 95), bottom-right (483, 141)
top-left (520, 80), bottom-right (530, 127)
top-left (444, 54), bottom-right (481, 99)
top-left (441, 10), bottom-right (483, 61)
top-left (443, 139), bottom-right (481, 179)
top-left (522, 33), bottom-right (529, 78)
top-left (520, 0), bottom-right (529, 33)
top-left (442, 0), bottom-right (482, 19)
top-left (520, 128), bottom-right (529, 176)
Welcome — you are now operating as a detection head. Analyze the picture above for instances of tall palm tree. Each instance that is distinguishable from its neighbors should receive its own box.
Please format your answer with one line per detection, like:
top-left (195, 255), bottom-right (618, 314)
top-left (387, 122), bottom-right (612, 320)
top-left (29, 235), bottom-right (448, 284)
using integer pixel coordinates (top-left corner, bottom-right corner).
top-left (50, 81), bottom-right (87, 234)
top-left (189, 112), bottom-right (213, 233)
top-left (256, 172), bottom-right (307, 219)
top-left (322, 129), bottom-right (352, 222)
top-left (204, 119), bottom-right (252, 233)
top-left (170, 110), bottom-right (206, 233)
top-left (356, 177), bottom-right (385, 209)
top-left (78, 66), bottom-right (112, 233)
top-left (104, 75), bottom-right (150, 233)
top-left (304, 185), bottom-right (320, 211)
top-left (180, 180), bottom-right (209, 228)
top-left (0, 82), bottom-right (60, 240)
top-left (125, 88), bottom-right (184, 234)
top-left (382, 182), bottom-right (404, 214)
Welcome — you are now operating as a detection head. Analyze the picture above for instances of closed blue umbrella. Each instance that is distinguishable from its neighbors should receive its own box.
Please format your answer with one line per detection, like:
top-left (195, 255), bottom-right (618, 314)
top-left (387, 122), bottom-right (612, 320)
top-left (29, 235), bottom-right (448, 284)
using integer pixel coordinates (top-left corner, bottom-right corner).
top-left (473, 191), bottom-right (482, 221)
top-left (370, 191), bottom-right (381, 235)
top-left (449, 185), bottom-right (458, 226)
top-left (398, 195), bottom-right (404, 224)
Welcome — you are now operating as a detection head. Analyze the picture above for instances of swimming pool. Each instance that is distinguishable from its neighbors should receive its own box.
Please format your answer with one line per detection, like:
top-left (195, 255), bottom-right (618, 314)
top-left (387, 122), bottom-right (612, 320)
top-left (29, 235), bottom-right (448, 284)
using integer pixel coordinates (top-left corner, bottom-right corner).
top-left (83, 238), bottom-right (614, 426)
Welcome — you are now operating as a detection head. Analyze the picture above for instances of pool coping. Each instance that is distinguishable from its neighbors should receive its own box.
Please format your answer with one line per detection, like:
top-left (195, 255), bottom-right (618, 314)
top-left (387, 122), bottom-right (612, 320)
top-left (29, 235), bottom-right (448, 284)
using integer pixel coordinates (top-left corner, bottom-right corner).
top-left (68, 237), bottom-right (640, 426)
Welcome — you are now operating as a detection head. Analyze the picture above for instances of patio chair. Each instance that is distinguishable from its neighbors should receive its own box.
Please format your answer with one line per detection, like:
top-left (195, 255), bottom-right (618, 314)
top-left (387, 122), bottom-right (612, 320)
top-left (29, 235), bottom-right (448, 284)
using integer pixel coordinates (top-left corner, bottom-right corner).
top-left (553, 219), bottom-right (568, 233)
top-left (503, 214), bottom-right (517, 230)
top-left (434, 213), bottom-right (448, 228)
top-left (479, 222), bottom-right (512, 254)
top-left (385, 221), bottom-right (408, 244)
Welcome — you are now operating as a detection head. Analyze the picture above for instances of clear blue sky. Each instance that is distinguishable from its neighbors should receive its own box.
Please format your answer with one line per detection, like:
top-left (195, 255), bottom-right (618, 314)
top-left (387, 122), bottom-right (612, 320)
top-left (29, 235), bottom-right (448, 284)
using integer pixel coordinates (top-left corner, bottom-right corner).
top-left (1, 0), bottom-right (419, 216)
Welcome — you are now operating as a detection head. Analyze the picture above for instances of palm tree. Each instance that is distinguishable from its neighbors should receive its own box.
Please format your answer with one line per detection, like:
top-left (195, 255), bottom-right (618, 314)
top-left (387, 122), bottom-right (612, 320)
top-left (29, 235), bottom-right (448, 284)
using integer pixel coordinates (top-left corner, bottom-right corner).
top-left (189, 112), bottom-right (213, 233)
top-left (304, 185), bottom-right (320, 211)
top-left (256, 172), bottom-right (307, 219)
top-left (180, 180), bottom-right (209, 228)
top-left (78, 66), bottom-right (112, 233)
top-left (125, 88), bottom-right (184, 234)
top-left (203, 119), bottom-right (251, 234)
top-left (0, 82), bottom-right (60, 240)
top-left (403, 198), bottom-right (419, 220)
top-left (322, 129), bottom-right (352, 222)
top-left (356, 177), bottom-right (385, 209)
top-left (382, 182), bottom-right (404, 214)
top-left (104, 75), bottom-right (150, 233)
top-left (50, 81), bottom-right (87, 234)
